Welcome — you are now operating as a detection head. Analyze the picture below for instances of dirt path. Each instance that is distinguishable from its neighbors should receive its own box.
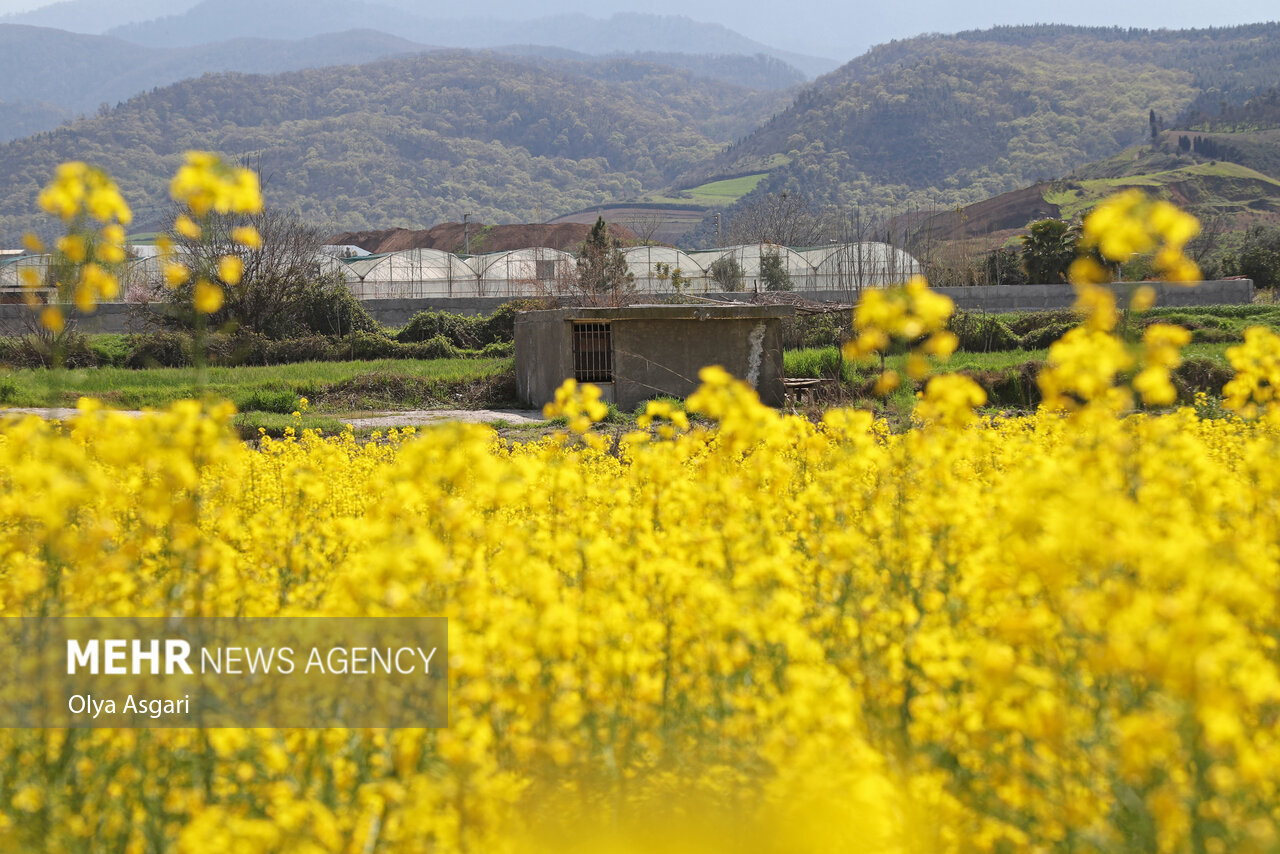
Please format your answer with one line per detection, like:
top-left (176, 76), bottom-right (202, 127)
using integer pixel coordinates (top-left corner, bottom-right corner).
top-left (339, 409), bottom-right (545, 428)
top-left (1, 407), bottom-right (548, 427)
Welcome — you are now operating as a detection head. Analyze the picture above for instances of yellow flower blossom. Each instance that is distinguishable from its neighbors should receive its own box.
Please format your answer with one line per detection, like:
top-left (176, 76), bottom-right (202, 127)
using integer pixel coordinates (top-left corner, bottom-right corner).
top-left (174, 214), bottom-right (202, 240)
top-left (163, 261), bottom-right (191, 289)
top-left (231, 225), bottom-right (262, 248)
top-left (193, 278), bottom-right (224, 314)
top-left (218, 255), bottom-right (244, 286)
top-left (169, 150), bottom-right (263, 217)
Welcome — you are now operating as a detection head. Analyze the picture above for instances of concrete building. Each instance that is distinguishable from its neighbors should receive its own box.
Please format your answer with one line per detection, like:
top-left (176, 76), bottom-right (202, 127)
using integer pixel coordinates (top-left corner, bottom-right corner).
top-left (515, 304), bottom-right (795, 410)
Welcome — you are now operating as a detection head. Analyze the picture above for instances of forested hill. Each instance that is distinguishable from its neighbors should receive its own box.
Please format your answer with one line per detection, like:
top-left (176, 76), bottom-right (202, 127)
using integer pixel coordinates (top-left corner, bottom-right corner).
top-left (0, 25), bottom-right (433, 140)
top-left (693, 23), bottom-right (1280, 220)
top-left (0, 23), bottom-right (805, 143)
top-left (0, 51), bottom-right (787, 241)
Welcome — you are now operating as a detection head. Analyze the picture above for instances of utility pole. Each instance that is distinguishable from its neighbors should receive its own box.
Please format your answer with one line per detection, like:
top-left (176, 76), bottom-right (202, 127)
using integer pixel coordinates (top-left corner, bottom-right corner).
top-left (463, 213), bottom-right (473, 256)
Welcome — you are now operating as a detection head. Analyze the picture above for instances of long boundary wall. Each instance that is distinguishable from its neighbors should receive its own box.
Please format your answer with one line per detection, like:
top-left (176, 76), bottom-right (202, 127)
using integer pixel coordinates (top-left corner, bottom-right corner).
top-left (0, 280), bottom-right (1256, 335)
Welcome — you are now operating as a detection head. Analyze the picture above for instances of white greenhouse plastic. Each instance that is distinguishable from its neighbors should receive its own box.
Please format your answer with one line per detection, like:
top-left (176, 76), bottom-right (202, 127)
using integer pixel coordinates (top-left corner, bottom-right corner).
top-left (5, 240), bottom-right (922, 304)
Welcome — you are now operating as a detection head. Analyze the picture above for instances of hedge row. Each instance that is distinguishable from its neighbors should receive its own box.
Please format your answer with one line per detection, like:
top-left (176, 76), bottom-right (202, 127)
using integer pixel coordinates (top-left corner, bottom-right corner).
top-left (947, 307), bottom-right (1280, 353)
top-left (395, 299), bottom-right (547, 348)
top-left (0, 330), bottom-right (513, 370)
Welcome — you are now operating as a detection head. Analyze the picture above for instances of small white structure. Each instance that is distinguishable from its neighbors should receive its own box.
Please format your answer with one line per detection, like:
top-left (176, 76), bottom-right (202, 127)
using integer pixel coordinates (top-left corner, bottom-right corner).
top-left (472, 248), bottom-right (574, 298)
top-left (346, 249), bottom-right (479, 299)
top-left (11, 240), bottom-right (925, 304)
top-left (621, 246), bottom-right (707, 293)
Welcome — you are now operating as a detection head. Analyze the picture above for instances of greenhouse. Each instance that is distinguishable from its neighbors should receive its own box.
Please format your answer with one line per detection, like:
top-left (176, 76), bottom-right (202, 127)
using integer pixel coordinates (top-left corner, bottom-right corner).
top-left (0, 254), bottom-right (47, 288)
top-left (688, 244), bottom-right (815, 293)
top-left (0, 240), bottom-right (924, 305)
top-left (342, 249), bottom-right (478, 300)
top-left (472, 248), bottom-right (575, 299)
top-left (806, 243), bottom-right (924, 292)
top-left (621, 246), bottom-right (707, 293)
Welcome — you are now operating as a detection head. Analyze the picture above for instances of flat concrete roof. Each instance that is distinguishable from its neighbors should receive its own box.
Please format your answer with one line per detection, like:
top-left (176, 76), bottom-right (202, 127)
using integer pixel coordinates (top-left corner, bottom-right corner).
top-left (516, 304), bottom-right (796, 324)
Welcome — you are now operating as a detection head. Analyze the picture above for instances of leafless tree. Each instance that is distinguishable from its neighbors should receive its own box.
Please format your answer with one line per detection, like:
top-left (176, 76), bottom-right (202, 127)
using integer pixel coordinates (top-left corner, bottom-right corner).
top-left (623, 212), bottom-right (665, 246)
top-left (727, 190), bottom-right (824, 248)
top-left (171, 208), bottom-right (337, 337)
top-left (1187, 211), bottom-right (1228, 271)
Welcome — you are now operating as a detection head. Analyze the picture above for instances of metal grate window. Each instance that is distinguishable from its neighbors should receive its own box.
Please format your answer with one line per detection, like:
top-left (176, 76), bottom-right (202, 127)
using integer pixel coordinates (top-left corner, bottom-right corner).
top-left (572, 322), bottom-right (613, 383)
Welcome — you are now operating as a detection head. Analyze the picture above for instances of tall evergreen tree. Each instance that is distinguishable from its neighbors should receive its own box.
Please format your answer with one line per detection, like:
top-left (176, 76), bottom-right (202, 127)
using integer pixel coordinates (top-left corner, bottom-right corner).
top-left (572, 217), bottom-right (634, 305)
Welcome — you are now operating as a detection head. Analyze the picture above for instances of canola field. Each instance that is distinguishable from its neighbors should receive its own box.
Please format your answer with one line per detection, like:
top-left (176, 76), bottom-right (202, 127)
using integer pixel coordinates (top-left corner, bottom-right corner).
top-left (4, 158), bottom-right (1280, 852)
top-left (3, 363), bottom-right (1280, 852)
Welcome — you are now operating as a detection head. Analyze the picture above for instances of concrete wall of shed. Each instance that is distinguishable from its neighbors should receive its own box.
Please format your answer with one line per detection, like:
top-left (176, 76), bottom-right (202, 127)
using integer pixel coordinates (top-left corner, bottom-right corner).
top-left (515, 307), bottom-right (789, 410)
top-left (610, 317), bottom-right (784, 409)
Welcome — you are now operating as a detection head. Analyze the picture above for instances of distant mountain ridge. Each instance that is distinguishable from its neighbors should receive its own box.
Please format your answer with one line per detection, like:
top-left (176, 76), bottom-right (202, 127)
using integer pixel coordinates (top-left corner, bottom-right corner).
top-left (0, 51), bottom-right (788, 241)
top-left (0, 0), bottom-right (200, 34)
top-left (103, 1), bottom-right (836, 76)
top-left (687, 23), bottom-right (1280, 226)
top-left (0, 26), bottom-right (429, 126)
top-left (0, 22), bottom-right (806, 143)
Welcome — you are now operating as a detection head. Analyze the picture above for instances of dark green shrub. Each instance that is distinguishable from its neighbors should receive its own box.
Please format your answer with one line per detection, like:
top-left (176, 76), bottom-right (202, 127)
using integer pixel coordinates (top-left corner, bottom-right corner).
top-left (87, 334), bottom-right (133, 367)
top-left (963, 361), bottom-right (1044, 408)
top-left (408, 335), bottom-right (461, 360)
top-left (397, 311), bottom-right (479, 347)
top-left (349, 330), bottom-right (401, 360)
top-left (235, 389), bottom-right (300, 413)
top-left (1189, 327), bottom-right (1240, 344)
top-left (271, 336), bottom-right (339, 364)
top-left (483, 299), bottom-right (547, 343)
top-left (1002, 310), bottom-right (1080, 336)
top-left (1018, 322), bottom-right (1078, 351)
top-left (296, 278), bottom-right (380, 336)
top-left (760, 247), bottom-right (792, 291)
top-left (1173, 357), bottom-right (1234, 400)
top-left (224, 331), bottom-right (273, 366)
top-left (125, 332), bottom-right (193, 368)
top-left (0, 336), bottom-right (47, 368)
top-left (708, 256), bottom-right (745, 291)
top-left (60, 335), bottom-right (101, 368)
top-left (0, 337), bottom-right (22, 368)
top-left (1221, 223), bottom-right (1280, 290)
top-left (948, 312), bottom-right (1020, 352)
top-left (479, 341), bottom-right (515, 358)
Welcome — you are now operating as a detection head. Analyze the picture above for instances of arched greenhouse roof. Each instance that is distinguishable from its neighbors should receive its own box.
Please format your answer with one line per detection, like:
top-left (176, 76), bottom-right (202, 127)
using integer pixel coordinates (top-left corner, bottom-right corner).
top-left (356, 249), bottom-right (477, 282)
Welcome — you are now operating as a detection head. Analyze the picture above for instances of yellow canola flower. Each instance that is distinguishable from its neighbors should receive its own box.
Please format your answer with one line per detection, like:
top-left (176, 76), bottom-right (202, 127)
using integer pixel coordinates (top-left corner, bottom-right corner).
top-left (1, 366), bottom-right (1280, 853)
top-left (637, 399), bottom-right (690, 440)
top-left (169, 150), bottom-right (263, 217)
top-left (1131, 323), bottom-right (1192, 407)
top-left (193, 278), bottom-right (224, 314)
top-left (36, 161), bottom-right (132, 225)
top-left (542, 378), bottom-right (609, 433)
top-left (873, 369), bottom-right (900, 396)
top-left (914, 373), bottom-right (987, 428)
top-left (1078, 189), bottom-right (1201, 283)
top-left (174, 214), bottom-right (202, 240)
top-left (1038, 326), bottom-right (1135, 411)
top-left (231, 225), bottom-right (262, 248)
top-left (1129, 284), bottom-right (1157, 312)
top-left (845, 275), bottom-right (957, 396)
top-left (163, 261), bottom-right (191, 289)
top-left (56, 233), bottom-right (87, 264)
top-left (1223, 326), bottom-right (1280, 419)
top-left (218, 255), bottom-right (244, 286)
top-left (30, 161), bottom-right (133, 322)
top-left (39, 305), bottom-right (64, 333)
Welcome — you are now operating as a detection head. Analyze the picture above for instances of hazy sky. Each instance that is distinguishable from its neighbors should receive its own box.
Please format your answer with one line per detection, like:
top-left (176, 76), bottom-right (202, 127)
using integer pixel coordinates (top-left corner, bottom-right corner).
top-left (0, 0), bottom-right (1275, 60)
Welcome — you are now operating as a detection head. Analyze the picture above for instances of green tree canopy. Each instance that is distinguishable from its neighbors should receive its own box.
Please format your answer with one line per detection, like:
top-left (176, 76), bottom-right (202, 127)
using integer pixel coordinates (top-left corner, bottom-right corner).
top-left (1021, 219), bottom-right (1079, 284)
top-left (571, 217), bottom-right (635, 305)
